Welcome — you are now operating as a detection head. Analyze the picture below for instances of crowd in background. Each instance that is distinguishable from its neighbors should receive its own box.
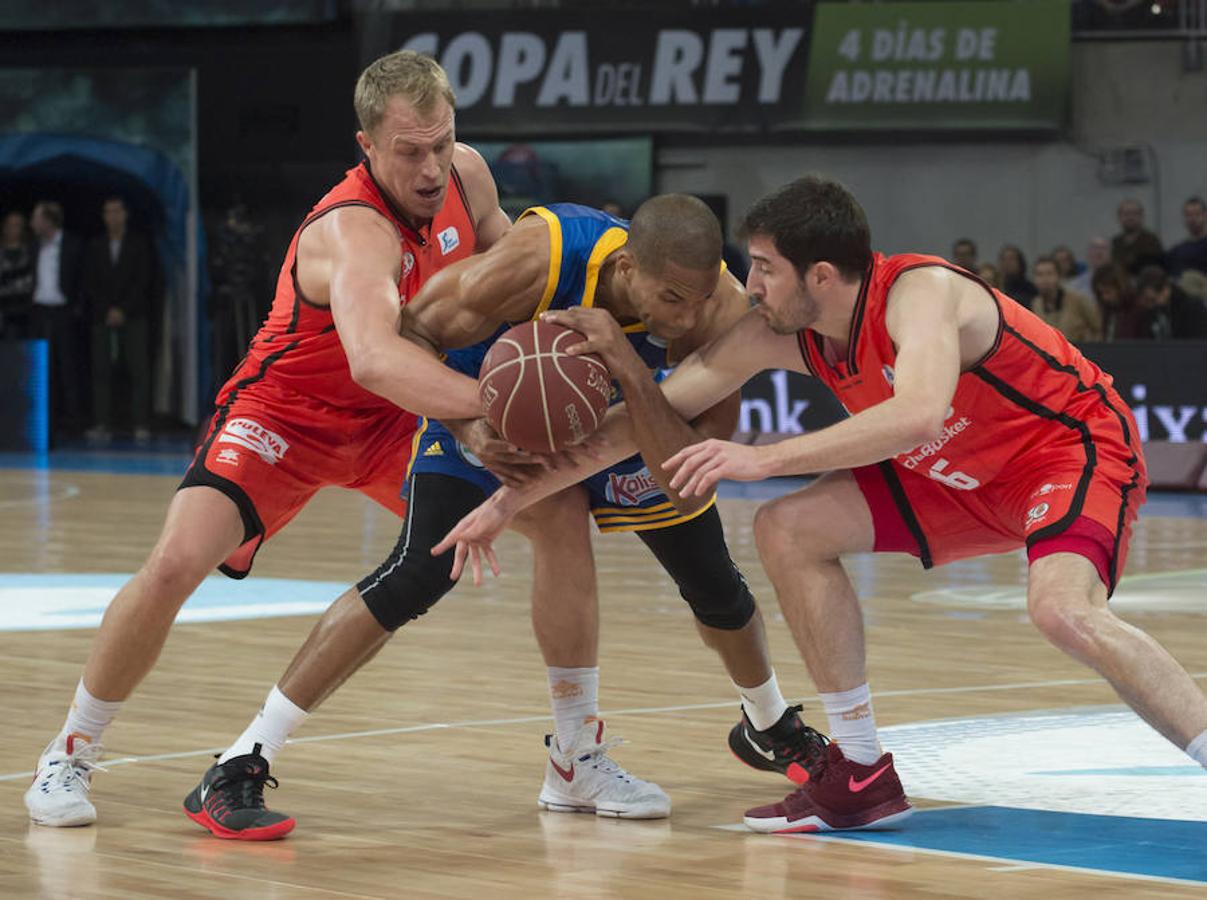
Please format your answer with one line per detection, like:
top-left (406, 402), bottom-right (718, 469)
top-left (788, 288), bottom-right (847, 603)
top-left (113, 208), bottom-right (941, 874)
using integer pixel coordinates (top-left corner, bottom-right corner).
top-left (0, 196), bottom-right (161, 443)
top-left (954, 194), bottom-right (1207, 343)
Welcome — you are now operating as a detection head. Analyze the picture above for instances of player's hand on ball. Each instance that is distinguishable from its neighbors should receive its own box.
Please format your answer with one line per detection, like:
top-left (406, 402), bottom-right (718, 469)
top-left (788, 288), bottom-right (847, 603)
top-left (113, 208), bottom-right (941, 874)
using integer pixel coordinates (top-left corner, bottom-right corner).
top-left (541, 308), bottom-right (642, 379)
top-left (665, 439), bottom-right (769, 497)
top-left (432, 493), bottom-right (513, 585)
top-left (450, 418), bottom-right (550, 488)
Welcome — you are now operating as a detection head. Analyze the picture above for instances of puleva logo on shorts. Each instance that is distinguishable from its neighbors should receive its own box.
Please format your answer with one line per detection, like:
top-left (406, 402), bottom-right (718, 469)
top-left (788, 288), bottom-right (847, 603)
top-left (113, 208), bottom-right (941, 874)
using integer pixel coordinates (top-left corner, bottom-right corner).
top-left (218, 418), bottom-right (289, 465)
top-left (605, 467), bottom-right (664, 506)
top-left (437, 226), bottom-right (460, 255)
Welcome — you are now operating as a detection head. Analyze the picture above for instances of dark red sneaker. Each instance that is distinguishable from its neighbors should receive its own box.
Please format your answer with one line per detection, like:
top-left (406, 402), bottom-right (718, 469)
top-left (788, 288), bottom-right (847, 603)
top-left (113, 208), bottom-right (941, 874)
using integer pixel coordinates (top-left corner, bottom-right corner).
top-left (743, 743), bottom-right (912, 833)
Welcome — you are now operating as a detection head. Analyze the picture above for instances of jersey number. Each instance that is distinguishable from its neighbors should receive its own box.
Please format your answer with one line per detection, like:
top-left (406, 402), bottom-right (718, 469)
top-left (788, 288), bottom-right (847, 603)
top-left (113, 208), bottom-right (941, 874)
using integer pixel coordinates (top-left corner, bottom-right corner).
top-left (927, 458), bottom-right (980, 491)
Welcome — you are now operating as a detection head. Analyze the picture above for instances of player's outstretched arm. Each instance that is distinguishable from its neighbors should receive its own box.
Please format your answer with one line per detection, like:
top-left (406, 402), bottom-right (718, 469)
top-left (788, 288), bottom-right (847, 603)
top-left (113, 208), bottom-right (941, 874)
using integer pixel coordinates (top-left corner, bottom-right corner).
top-left (667, 267), bottom-right (963, 496)
top-left (434, 308), bottom-right (792, 579)
top-left (326, 206), bottom-right (480, 420)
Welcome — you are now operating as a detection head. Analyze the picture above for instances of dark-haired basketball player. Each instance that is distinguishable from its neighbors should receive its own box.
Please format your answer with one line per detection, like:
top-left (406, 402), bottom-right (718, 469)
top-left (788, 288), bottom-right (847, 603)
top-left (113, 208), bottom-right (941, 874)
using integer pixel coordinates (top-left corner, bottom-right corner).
top-left (436, 175), bottom-right (1207, 834)
top-left (207, 195), bottom-right (827, 828)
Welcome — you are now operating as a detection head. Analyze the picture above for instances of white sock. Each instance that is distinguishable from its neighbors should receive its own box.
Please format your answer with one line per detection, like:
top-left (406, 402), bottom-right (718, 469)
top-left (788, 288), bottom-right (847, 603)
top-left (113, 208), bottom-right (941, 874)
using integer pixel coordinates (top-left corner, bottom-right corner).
top-left (1186, 728), bottom-right (1207, 768)
top-left (62, 679), bottom-right (122, 744)
top-left (820, 683), bottom-right (882, 765)
top-left (219, 685), bottom-right (309, 764)
top-left (734, 672), bottom-right (789, 732)
top-left (548, 666), bottom-right (599, 754)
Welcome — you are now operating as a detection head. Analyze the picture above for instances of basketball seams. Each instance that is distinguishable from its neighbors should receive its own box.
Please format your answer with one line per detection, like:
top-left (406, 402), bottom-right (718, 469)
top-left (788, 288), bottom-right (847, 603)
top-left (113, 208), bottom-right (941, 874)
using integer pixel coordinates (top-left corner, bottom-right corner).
top-left (534, 321), bottom-right (555, 452)
top-left (549, 331), bottom-right (604, 431)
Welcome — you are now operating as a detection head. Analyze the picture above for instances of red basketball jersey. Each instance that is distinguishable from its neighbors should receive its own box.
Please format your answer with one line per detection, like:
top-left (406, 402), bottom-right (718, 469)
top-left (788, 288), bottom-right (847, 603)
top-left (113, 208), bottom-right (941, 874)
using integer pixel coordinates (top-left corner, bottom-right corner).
top-left (796, 252), bottom-right (1142, 492)
top-left (222, 161), bottom-right (478, 412)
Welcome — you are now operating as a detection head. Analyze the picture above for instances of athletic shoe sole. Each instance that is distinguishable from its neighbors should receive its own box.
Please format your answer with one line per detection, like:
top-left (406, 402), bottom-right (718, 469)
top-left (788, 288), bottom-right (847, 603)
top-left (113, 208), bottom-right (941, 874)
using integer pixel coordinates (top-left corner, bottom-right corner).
top-left (537, 792), bottom-right (670, 819)
top-left (27, 810), bottom-right (97, 828)
top-left (744, 800), bottom-right (913, 834)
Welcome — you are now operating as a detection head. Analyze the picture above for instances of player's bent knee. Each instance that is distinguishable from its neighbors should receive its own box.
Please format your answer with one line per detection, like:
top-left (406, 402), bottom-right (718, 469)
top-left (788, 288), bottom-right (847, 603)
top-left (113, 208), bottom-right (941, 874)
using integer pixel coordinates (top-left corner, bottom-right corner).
top-left (141, 544), bottom-right (216, 599)
top-left (686, 582), bottom-right (757, 631)
top-left (1028, 593), bottom-right (1104, 657)
top-left (357, 547), bottom-right (456, 632)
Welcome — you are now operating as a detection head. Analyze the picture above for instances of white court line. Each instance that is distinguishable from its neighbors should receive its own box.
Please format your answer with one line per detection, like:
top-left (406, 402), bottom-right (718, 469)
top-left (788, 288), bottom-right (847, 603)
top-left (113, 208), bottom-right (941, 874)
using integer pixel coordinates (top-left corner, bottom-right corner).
top-left (5, 672), bottom-right (1207, 784)
top-left (0, 484), bottom-right (80, 508)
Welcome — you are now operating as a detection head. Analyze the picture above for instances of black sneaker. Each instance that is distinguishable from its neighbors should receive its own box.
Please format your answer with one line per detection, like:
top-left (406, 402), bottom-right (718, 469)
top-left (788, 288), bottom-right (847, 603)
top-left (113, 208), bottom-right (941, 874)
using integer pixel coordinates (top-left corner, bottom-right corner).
top-left (728, 705), bottom-right (829, 785)
top-left (182, 745), bottom-right (295, 840)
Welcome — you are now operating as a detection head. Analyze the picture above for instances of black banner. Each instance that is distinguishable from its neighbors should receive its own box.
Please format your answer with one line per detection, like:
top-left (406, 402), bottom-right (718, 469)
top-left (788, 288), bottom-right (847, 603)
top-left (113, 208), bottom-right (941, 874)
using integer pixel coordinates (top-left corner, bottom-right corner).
top-left (738, 342), bottom-right (1207, 444)
top-left (392, 9), bottom-right (813, 134)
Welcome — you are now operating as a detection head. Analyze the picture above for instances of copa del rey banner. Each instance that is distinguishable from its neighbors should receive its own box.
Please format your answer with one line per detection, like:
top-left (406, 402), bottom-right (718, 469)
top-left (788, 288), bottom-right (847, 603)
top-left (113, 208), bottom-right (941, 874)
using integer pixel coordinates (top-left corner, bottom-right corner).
top-left (392, 9), bottom-right (812, 134)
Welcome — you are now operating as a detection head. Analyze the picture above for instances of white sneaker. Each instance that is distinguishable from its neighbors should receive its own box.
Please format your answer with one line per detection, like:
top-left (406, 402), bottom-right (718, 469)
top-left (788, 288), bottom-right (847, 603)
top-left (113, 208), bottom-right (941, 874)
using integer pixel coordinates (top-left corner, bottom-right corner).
top-left (25, 734), bottom-right (106, 827)
top-left (537, 718), bottom-right (671, 819)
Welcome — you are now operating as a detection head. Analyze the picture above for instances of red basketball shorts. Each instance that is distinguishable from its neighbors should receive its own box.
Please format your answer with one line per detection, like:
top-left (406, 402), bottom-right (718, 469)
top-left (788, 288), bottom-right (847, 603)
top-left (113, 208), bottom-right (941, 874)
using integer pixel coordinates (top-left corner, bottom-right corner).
top-left (180, 386), bottom-right (417, 578)
top-left (852, 413), bottom-right (1148, 594)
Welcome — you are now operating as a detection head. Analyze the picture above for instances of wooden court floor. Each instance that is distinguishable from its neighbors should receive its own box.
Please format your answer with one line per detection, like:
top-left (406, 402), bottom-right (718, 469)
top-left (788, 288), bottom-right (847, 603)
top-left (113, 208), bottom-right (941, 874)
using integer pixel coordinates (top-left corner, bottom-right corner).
top-left (2, 465), bottom-right (1206, 899)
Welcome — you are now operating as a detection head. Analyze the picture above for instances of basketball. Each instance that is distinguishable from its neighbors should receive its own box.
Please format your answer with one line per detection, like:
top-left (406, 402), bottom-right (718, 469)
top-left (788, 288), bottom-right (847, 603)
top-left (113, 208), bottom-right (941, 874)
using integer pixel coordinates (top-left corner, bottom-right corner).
top-left (478, 320), bottom-right (612, 453)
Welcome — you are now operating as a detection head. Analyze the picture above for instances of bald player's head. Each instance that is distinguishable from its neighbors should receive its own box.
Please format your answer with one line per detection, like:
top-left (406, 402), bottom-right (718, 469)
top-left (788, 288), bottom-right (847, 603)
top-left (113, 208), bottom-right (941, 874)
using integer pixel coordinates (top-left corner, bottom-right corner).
top-left (627, 194), bottom-right (723, 275)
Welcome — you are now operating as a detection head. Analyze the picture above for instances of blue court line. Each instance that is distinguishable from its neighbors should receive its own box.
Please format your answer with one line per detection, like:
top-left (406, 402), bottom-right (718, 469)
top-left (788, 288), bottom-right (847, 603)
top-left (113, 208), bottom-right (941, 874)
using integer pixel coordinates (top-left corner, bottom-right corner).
top-left (818, 805), bottom-right (1207, 884)
top-left (0, 450), bottom-right (192, 475)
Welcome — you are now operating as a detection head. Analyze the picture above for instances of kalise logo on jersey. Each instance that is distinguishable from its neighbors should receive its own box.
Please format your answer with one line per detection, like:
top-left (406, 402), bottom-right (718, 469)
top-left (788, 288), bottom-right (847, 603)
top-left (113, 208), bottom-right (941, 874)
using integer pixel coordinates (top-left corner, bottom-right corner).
top-left (218, 418), bottom-right (289, 465)
top-left (605, 467), bottom-right (664, 506)
top-left (437, 226), bottom-right (460, 255)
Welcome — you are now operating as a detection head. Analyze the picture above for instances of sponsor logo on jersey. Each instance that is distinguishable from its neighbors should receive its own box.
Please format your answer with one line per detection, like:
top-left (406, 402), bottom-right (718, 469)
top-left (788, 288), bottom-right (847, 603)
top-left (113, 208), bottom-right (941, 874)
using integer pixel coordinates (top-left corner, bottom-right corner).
top-left (217, 418), bottom-right (289, 465)
top-left (898, 416), bottom-right (972, 470)
top-left (605, 467), bottom-right (665, 506)
top-left (215, 448), bottom-right (241, 466)
top-left (423, 441), bottom-right (444, 457)
top-left (1026, 501), bottom-right (1051, 527)
top-left (1032, 482), bottom-right (1073, 498)
top-left (402, 251), bottom-right (415, 276)
top-left (437, 226), bottom-right (460, 255)
top-left (882, 364), bottom-right (895, 387)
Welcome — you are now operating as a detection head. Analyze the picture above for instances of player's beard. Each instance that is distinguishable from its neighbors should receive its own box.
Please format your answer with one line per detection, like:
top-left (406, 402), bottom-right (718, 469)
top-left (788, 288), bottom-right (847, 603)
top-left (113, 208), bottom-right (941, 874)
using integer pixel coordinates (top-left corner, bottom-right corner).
top-left (766, 285), bottom-right (819, 335)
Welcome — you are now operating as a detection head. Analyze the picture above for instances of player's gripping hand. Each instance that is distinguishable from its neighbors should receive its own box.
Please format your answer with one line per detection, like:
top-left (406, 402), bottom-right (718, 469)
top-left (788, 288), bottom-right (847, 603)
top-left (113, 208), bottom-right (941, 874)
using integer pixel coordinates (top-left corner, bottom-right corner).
top-left (448, 418), bottom-right (551, 488)
top-left (665, 438), bottom-right (771, 497)
top-left (540, 308), bottom-right (645, 382)
top-left (432, 491), bottom-right (515, 585)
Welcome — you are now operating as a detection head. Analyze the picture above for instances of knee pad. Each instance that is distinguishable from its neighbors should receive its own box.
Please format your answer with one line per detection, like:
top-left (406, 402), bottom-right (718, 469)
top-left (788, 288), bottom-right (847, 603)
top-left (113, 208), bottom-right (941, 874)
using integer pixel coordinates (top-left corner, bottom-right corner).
top-left (357, 545), bottom-right (456, 631)
top-left (356, 472), bottom-right (486, 631)
top-left (677, 564), bottom-right (757, 631)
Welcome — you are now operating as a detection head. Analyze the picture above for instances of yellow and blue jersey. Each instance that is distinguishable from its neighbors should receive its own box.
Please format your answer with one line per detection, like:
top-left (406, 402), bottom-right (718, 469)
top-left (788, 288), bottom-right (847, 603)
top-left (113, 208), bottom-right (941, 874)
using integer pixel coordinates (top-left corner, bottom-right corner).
top-left (410, 203), bottom-right (715, 533)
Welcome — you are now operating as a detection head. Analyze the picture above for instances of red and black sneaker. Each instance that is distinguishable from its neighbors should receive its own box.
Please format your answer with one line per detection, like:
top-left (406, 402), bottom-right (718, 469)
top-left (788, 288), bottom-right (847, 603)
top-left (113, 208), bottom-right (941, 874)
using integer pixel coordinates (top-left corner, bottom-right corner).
top-left (182, 745), bottom-right (295, 841)
top-left (743, 742), bottom-right (913, 833)
top-left (728, 704), bottom-right (829, 785)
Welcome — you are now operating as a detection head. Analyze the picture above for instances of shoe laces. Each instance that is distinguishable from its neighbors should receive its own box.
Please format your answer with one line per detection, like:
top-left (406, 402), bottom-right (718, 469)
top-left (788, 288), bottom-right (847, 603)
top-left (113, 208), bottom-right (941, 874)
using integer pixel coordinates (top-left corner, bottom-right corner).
top-left (578, 737), bottom-right (633, 781)
top-left (771, 705), bottom-right (830, 776)
top-left (211, 759), bottom-right (279, 811)
top-left (44, 742), bottom-right (107, 794)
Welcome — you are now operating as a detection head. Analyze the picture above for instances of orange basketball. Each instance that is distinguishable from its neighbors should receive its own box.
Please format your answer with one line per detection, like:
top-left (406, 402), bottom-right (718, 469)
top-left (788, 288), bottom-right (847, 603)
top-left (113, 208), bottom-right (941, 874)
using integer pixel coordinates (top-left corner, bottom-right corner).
top-left (479, 321), bottom-right (612, 453)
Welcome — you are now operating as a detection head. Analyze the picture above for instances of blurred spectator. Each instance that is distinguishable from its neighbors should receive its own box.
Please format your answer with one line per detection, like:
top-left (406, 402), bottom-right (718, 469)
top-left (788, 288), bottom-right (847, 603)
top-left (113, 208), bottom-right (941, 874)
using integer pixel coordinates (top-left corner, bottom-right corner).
top-left (0, 210), bottom-right (35, 338)
top-left (1135, 264), bottom-right (1207, 340)
top-left (976, 261), bottom-right (1001, 289)
top-left (30, 200), bottom-right (84, 431)
top-left (1051, 245), bottom-right (1082, 282)
top-left (1091, 264), bottom-right (1142, 341)
top-left (81, 196), bottom-right (155, 443)
top-left (1166, 195), bottom-right (1207, 278)
top-left (1032, 256), bottom-right (1102, 342)
top-left (1111, 198), bottom-right (1164, 276)
top-left (1067, 236), bottom-right (1110, 297)
top-left (951, 238), bottom-right (977, 273)
top-left (209, 200), bottom-right (266, 387)
top-left (997, 244), bottom-right (1037, 307)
